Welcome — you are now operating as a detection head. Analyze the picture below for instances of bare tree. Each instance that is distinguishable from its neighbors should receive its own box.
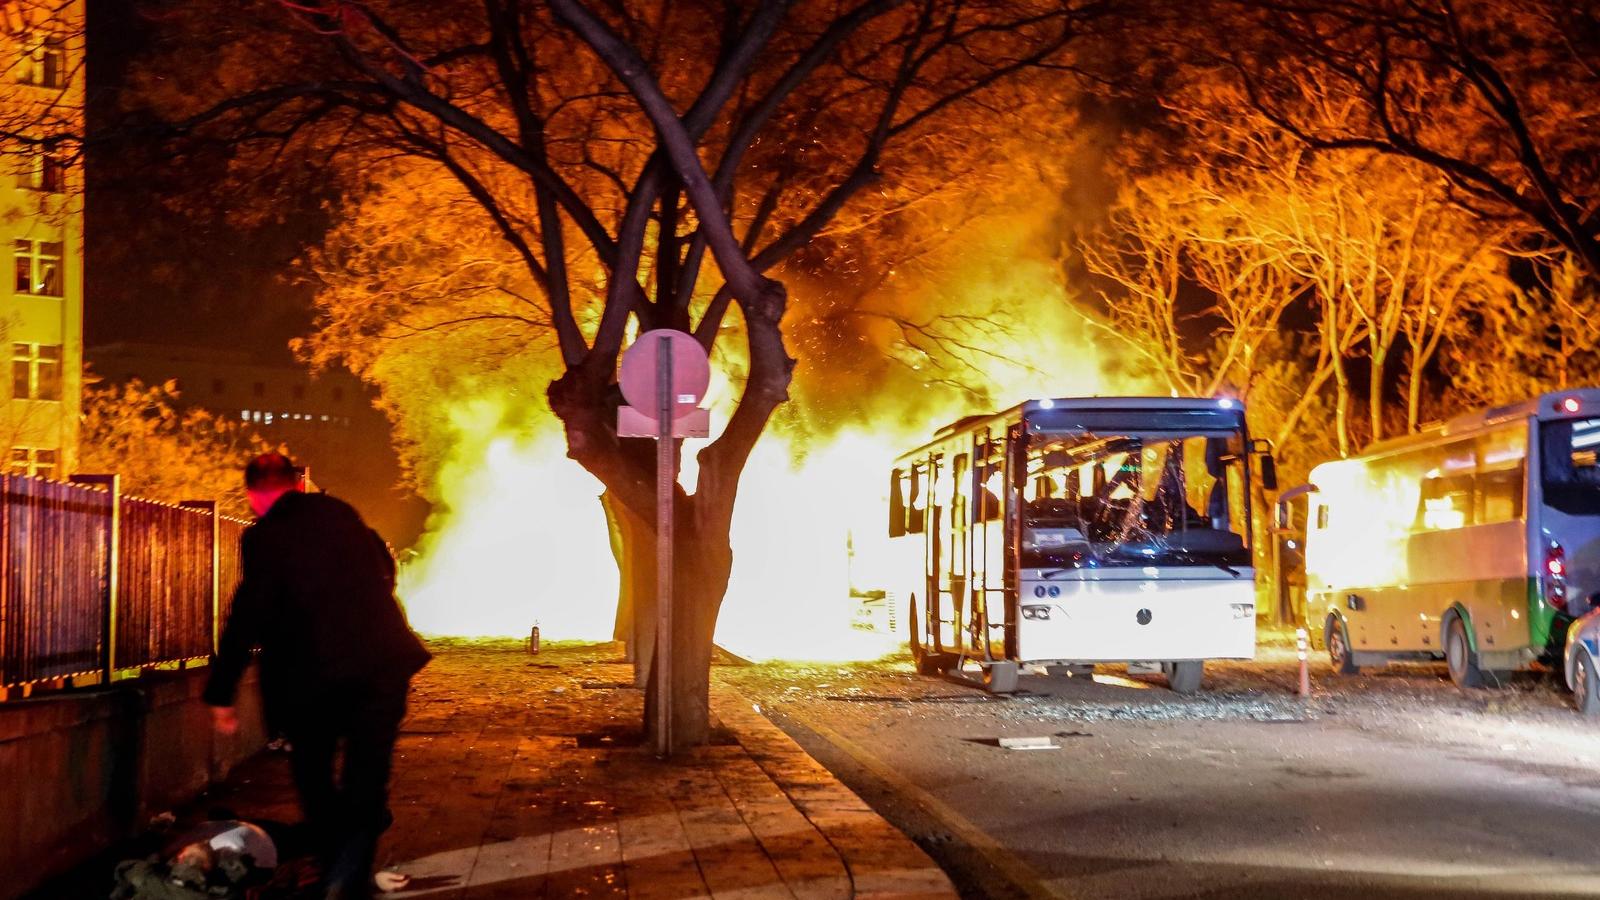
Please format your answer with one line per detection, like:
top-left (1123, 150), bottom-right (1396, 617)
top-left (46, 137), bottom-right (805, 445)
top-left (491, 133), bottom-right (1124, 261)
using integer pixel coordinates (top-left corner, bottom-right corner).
top-left (1080, 165), bottom-right (1315, 430)
top-left (102, 0), bottom-right (1107, 749)
top-left (1203, 0), bottom-right (1600, 279)
top-left (1445, 255), bottom-right (1600, 409)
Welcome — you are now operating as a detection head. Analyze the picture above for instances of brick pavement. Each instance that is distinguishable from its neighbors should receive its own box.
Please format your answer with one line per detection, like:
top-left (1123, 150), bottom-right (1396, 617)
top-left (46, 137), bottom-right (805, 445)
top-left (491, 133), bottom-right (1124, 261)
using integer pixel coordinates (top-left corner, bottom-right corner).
top-left (47, 641), bottom-right (955, 899)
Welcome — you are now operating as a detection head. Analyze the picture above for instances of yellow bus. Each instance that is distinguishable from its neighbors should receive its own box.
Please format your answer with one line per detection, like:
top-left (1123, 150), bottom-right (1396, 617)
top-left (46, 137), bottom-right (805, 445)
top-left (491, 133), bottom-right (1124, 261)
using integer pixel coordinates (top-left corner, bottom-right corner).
top-left (1301, 390), bottom-right (1600, 686)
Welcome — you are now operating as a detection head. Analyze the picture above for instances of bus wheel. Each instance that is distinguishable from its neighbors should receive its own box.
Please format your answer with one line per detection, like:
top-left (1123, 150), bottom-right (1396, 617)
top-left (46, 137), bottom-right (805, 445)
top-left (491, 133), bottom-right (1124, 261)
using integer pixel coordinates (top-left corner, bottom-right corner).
top-left (1444, 615), bottom-right (1484, 688)
top-left (1166, 660), bottom-right (1204, 694)
top-left (984, 661), bottom-right (1020, 694)
top-left (1575, 649), bottom-right (1600, 716)
top-left (1326, 617), bottom-right (1358, 676)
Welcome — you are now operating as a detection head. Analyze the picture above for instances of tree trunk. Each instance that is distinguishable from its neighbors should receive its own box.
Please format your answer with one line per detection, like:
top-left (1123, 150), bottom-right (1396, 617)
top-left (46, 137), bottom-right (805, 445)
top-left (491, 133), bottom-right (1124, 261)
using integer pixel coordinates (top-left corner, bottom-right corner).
top-left (602, 492), bottom-right (633, 652)
top-left (639, 508), bottom-right (733, 748)
top-left (1406, 360), bottom-right (1424, 434)
top-left (548, 365), bottom-right (754, 751)
top-left (1333, 355), bottom-right (1351, 457)
top-left (604, 492), bottom-right (656, 677)
top-left (1369, 346), bottom-right (1387, 444)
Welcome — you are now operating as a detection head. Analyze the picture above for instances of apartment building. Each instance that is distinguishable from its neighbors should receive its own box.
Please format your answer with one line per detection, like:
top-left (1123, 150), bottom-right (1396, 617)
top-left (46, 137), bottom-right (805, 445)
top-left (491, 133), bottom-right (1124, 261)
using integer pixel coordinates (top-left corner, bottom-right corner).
top-left (0, 2), bottom-right (84, 479)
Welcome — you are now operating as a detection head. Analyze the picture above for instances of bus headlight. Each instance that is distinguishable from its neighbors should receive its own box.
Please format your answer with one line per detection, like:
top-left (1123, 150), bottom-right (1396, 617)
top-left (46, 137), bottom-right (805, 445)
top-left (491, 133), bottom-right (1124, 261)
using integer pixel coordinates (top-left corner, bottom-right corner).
top-left (1022, 605), bottom-right (1052, 621)
top-left (1231, 603), bottom-right (1255, 619)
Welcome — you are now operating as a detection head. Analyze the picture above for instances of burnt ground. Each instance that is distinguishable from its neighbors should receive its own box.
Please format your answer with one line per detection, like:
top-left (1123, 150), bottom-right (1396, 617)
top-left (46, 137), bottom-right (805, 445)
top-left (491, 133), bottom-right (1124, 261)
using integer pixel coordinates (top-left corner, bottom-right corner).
top-left (719, 645), bottom-right (1600, 899)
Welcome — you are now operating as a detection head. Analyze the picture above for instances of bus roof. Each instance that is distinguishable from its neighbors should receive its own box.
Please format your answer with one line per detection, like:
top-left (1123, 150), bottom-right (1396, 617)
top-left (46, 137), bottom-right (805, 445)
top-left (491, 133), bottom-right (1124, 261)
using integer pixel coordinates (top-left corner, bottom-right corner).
top-left (896, 396), bottom-right (1245, 464)
top-left (1314, 388), bottom-right (1600, 471)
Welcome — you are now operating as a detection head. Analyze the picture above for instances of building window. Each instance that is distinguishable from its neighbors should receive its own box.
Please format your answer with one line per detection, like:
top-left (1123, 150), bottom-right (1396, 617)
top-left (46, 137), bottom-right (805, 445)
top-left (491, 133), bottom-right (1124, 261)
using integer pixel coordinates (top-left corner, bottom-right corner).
top-left (9, 447), bottom-right (57, 479)
top-left (13, 240), bottom-right (62, 296)
top-left (11, 343), bottom-right (60, 400)
top-left (252, 381), bottom-right (265, 398)
top-left (292, 384), bottom-right (306, 400)
top-left (18, 150), bottom-right (64, 193)
top-left (332, 387), bottom-right (344, 402)
top-left (16, 34), bottom-right (65, 89)
top-left (212, 378), bottom-right (226, 394)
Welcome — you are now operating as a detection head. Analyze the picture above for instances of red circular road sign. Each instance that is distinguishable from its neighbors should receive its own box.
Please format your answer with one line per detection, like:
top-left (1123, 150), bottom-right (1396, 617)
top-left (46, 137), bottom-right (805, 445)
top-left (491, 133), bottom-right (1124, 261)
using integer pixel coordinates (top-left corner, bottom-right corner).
top-left (619, 329), bottom-right (711, 419)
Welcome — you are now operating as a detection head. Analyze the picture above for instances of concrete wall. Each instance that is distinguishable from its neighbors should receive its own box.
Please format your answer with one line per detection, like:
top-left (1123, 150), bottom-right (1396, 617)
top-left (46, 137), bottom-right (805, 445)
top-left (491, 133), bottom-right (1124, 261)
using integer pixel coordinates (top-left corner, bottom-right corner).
top-left (0, 667), bottom-right (264, 899)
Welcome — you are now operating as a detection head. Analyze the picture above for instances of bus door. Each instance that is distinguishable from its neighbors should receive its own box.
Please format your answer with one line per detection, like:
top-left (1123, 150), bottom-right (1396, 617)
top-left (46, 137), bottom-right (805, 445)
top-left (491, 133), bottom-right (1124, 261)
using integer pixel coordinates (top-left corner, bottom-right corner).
top-left (972, 430), bottom-right (1011, 660)
top-left (1001, 422), bottom-right (1024, 660)
top-left (920, 454), bottom-right (946, 653)
top-left (922, 453), bottom-right (960, 654)
top-left (947, 452), bottom-right (970, 654)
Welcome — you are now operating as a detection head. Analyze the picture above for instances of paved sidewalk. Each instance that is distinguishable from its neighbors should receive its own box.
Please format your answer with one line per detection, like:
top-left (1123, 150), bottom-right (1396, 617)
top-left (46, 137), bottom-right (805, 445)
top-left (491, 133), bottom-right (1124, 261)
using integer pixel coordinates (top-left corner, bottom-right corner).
top-left (44, 641), bottom-right (955, 899)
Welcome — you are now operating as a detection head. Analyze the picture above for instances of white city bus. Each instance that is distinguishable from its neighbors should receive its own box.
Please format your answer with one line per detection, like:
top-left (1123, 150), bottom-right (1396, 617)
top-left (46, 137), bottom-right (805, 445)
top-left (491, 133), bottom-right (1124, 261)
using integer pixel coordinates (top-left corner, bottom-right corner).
top-left (887, 397), bottom-right (1276, 693)
top-left (1299, 390), bottom-right (1600, 687)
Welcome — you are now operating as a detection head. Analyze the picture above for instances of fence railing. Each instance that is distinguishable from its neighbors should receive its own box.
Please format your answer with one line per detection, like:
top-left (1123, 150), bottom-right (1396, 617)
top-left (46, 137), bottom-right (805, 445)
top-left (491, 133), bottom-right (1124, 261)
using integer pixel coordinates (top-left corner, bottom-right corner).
top-left (0, 474), bottom-right (251, 694)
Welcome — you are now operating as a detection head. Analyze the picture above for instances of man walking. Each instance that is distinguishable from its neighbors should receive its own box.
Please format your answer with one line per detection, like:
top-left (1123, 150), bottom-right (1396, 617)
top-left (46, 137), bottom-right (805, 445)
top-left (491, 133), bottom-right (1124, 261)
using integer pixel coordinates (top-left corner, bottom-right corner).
top-left (205, 453), bottom-right (431, 899)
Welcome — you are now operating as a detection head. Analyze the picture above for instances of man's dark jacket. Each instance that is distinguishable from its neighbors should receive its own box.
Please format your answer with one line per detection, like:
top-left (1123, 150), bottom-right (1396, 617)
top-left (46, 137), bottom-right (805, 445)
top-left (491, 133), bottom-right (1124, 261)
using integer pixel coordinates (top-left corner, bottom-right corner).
top-left (203, 492), bottom-right (430, 725)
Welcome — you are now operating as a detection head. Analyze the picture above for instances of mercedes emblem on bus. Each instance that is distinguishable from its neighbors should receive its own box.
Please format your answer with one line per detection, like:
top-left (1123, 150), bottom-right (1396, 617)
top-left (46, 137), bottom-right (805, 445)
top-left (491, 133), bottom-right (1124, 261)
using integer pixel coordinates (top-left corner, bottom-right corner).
top-left (1136, 608), bottom-right (1153, 625)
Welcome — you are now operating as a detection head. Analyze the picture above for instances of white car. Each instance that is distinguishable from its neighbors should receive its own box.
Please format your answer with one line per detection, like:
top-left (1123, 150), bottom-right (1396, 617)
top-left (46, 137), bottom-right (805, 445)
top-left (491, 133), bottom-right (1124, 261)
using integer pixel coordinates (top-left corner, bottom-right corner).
top-left (1564, 608), bottom-right (1600, 714)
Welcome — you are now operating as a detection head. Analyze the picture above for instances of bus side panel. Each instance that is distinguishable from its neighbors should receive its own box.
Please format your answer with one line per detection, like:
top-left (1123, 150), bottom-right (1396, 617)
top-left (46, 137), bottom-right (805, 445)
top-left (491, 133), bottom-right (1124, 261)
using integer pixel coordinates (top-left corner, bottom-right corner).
top-left (1409, 521), bottom-right (1530, 653)
top-left (1332, 578), bottom-right (1529, 653)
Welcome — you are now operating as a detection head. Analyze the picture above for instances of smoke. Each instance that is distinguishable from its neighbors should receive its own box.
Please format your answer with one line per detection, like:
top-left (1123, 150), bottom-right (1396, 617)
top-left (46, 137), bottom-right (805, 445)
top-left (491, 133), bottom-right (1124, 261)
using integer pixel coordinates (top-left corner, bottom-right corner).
top-left (397, 398), bottom-right (617, 639)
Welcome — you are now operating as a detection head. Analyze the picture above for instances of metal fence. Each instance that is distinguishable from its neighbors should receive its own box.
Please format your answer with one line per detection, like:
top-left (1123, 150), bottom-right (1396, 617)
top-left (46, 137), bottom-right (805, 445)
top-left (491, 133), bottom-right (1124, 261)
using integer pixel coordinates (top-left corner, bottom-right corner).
top-left (117, 498), bottom-right (217, 670)
top-left (0, 477), bottom-right (113, 688)
top-left (217, 515), bottom-right (248, 629)
top-left (0, 475), bottom-right (250, 693)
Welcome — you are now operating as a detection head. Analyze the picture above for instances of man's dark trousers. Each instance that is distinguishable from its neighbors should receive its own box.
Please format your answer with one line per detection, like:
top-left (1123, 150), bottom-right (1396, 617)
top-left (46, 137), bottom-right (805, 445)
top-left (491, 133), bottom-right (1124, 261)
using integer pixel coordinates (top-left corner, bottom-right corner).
top-left (206, 491), bottom-right (430, 898)
top-left (285, 675), bottom-right (411, 898)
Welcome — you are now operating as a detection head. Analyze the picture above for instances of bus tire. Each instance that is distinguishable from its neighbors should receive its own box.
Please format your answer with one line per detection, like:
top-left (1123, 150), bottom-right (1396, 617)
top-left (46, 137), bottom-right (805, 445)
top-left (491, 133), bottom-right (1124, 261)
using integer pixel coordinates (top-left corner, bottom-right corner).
top-left (1444, 614), bottom-right (1484, 689)
top-left (984, 661), bottom-right (1019, 694)
top-left (1575, 649), bottom-right (1600, 716)
top-left (909, 596), bottom-right (955, 676)
top-left (1326, 616), bottom-right (1358, 676)
top-left (1166, 660), bottom-right (1204, 694)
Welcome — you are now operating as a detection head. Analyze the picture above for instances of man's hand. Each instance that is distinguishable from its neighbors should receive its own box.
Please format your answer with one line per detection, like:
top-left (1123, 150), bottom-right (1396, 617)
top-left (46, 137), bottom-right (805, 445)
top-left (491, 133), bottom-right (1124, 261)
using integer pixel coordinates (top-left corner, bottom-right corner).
top-left (212, 706), bottom-right (239, 736)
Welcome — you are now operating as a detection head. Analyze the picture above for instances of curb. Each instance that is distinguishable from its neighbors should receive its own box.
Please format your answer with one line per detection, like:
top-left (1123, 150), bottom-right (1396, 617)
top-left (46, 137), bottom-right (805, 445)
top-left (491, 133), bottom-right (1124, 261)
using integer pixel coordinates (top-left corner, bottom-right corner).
top-left (712, 682), bottom-right (959, 899)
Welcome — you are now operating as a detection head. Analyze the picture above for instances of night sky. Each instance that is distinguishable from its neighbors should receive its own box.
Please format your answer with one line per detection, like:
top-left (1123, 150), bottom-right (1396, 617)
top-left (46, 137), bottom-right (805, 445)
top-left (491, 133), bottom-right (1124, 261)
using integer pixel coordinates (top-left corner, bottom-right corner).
top-left (82, 0), bottom-right (326, 363)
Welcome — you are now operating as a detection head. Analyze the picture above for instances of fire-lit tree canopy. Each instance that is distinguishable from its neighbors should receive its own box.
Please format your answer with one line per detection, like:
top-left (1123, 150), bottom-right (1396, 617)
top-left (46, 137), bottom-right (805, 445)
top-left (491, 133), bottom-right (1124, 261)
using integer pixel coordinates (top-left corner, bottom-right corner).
top-left (1180, 0), bottom-right (1600, 278)
top-left (104, 0), bottom-right (1115, 747)
top-left (78, 379), bottom-right (277, 519)
top-left (1056, 0), bottom-right (1600, 485)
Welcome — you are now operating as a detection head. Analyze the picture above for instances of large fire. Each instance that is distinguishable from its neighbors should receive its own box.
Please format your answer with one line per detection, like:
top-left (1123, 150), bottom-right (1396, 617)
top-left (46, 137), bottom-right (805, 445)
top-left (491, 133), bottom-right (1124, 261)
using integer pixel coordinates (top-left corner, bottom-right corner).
top-left (397, 230), bottom-right (1130, 661)
top-left (396, 402), bottom-right (619, 640)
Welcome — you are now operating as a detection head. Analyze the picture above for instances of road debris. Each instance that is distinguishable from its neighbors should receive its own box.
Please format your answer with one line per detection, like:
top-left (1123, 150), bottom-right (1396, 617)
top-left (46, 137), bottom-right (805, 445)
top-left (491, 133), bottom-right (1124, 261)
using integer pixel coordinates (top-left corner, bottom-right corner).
top-left (997, 736), bottom-right (1057, 750)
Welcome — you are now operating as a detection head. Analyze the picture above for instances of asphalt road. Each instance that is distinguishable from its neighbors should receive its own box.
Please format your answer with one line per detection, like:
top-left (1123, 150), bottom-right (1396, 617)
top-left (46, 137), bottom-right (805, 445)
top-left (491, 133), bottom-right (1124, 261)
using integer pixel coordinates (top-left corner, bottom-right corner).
top-left (720, 647), bottom-right (1600, 900)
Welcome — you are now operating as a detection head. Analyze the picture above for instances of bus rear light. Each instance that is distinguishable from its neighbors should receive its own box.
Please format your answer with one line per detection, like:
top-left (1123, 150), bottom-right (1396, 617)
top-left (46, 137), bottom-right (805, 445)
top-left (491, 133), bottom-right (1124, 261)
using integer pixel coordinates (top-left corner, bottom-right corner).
top-left (1546, 542), bottom-right (1569, 612)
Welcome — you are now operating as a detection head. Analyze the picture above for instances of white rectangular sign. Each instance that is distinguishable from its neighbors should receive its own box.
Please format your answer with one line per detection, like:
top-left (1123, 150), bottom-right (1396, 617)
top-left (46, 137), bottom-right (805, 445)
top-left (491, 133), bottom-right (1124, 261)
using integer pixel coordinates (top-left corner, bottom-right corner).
top-left (617, 405), bottom-right (710, 439)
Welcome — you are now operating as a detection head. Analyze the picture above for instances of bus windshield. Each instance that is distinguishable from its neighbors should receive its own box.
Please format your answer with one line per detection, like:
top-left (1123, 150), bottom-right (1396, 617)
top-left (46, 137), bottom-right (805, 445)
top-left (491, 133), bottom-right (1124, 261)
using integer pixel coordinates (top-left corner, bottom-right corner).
top-left (1542, 418), bottom-right (1600, 515)
top-left (1020, 431), bottom-right (1250, 570)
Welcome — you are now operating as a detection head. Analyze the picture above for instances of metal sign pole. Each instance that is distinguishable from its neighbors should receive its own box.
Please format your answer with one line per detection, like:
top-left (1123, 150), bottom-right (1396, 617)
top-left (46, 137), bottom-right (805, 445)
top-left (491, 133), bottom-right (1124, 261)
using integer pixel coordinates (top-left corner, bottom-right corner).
top-left (655, 334), bottom-right (674, 757)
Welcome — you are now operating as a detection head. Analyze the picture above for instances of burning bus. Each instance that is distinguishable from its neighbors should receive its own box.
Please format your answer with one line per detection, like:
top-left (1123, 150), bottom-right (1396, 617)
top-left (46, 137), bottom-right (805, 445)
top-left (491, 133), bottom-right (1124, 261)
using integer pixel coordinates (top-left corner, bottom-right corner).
top-left (887, 397), bottom-right (1276, 694)
top-left (1299, 391), bottom-right (1600, 689)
